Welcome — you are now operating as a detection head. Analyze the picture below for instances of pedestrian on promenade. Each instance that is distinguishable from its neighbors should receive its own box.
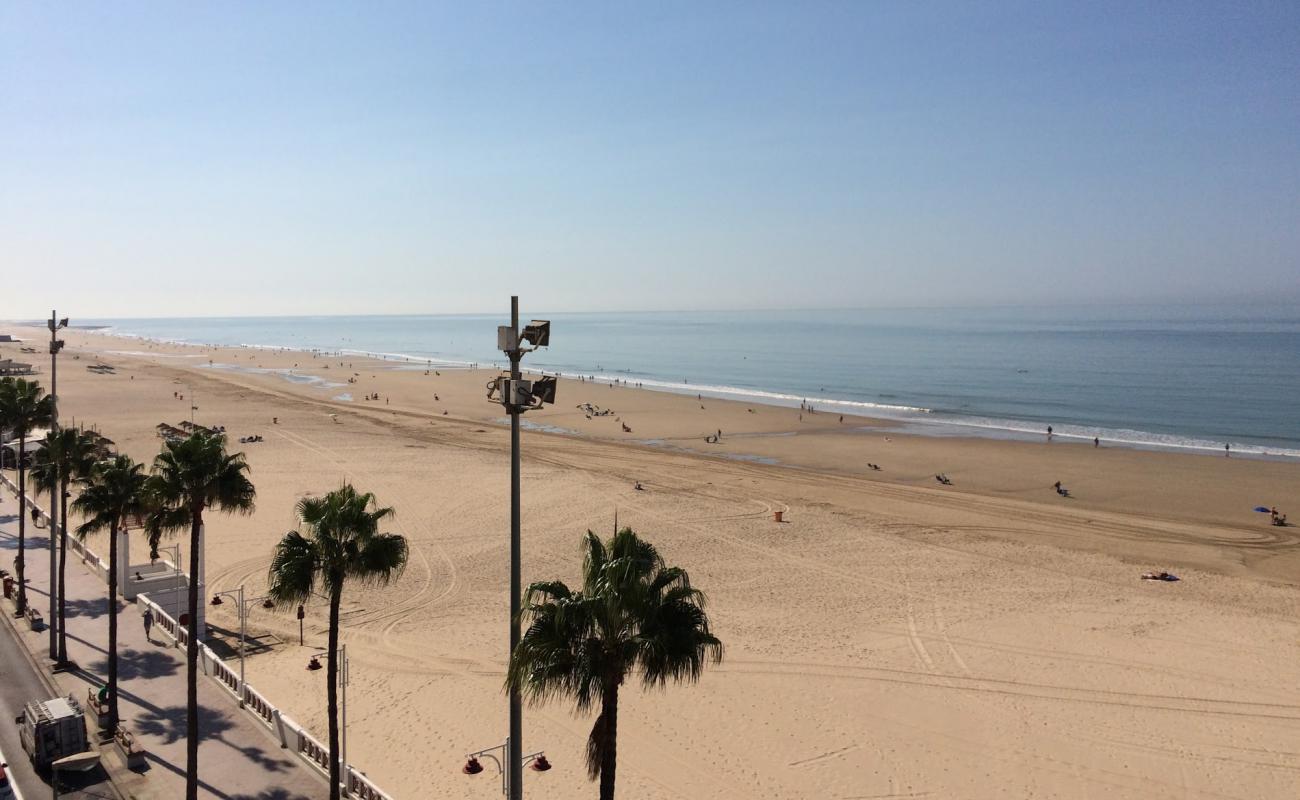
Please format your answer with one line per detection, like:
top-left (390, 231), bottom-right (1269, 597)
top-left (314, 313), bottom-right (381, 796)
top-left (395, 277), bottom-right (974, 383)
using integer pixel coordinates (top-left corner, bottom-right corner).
top-left (143, 607), bottom-right (154, 642)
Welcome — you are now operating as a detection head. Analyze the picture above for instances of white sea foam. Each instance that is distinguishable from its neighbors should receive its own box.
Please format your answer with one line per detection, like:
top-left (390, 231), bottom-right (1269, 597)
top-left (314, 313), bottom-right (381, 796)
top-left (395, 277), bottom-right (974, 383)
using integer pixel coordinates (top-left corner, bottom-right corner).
top-left (890, 415), bottom-right (1300, 459)
top-left (572, 372), bottom-right (932, 415)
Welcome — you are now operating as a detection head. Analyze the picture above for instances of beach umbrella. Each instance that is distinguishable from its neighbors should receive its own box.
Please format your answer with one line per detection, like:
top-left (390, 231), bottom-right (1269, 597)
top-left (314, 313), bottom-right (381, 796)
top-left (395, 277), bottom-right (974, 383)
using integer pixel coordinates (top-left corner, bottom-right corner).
top-left (1254, 506), bottom-right (1271, 512)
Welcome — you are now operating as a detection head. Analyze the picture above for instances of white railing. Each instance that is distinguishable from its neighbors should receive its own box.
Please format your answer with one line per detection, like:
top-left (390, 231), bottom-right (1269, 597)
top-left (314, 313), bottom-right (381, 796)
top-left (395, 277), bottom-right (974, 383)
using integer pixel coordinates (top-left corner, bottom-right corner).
top-left (2, 475), bottom-right (396, 800)
top-left (136, 590), bottom-right (394, 799)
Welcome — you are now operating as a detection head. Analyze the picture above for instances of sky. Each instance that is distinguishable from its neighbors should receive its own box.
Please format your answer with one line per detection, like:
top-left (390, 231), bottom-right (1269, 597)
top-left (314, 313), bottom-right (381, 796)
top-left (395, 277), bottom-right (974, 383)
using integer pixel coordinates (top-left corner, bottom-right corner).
top-left (2, 2), bottom-right (1298, 318)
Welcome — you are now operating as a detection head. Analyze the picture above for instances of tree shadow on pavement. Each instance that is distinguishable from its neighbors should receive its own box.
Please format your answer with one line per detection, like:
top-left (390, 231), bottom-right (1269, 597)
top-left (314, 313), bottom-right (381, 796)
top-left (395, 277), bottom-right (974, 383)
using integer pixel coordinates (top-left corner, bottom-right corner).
top-left (228, 790), bottom-right (316, 800)
top-left (136, 703), bottom-right (236, 745)
top-left (0, 532), bottom-right (51, 550)
top-left (63, 595), bottom-right (111, 620)
top-left (232, 742), bottom-right (298, 774)
top-left (89, 647), bottom-right (181, 681)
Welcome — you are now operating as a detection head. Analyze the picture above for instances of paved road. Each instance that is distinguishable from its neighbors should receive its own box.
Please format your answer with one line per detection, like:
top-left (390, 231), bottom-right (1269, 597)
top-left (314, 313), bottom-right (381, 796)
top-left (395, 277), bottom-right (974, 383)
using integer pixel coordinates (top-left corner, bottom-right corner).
top-left (0, 557), bottom-right (116, 800)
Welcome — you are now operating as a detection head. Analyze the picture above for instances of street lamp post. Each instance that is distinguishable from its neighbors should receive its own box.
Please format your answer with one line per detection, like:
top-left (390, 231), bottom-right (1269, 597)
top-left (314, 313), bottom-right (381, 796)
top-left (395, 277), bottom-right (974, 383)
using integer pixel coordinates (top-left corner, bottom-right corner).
top-left (486, 296), bottom-right (553, 800)
top-left (210, 585), bottom-right (267, 707)
top-left (462, 740), bottom-right (551, 797)
top-left (154, 542), bottom-right (183, 622)
top-left (310, 645), bottom-right (350, 796)
top-left (47, 311), bottom-right (67, 660)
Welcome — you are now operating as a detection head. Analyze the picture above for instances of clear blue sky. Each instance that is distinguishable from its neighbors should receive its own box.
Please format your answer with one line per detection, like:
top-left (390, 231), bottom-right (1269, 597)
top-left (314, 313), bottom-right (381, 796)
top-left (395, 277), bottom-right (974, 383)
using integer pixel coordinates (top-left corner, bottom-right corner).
top-left (3, 2), bottom-right (1297, 317)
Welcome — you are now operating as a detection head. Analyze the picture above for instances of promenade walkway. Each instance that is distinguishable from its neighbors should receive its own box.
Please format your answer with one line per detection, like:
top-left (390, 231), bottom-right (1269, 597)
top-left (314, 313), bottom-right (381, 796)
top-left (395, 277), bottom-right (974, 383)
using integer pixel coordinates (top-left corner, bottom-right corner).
top-left (0, 489), bottom-right (327, 800)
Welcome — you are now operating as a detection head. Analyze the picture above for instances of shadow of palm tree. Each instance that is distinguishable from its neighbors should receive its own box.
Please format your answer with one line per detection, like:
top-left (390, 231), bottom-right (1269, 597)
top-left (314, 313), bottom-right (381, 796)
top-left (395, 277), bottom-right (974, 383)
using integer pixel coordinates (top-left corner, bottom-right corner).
top-left (135, 703), bottom-right (236, 745)
top-left (228, 790), bottom-right (315, 800)
top-left (63, 595), bottom-right (111, 620)
top-left (234, 743), bottom-right (297, 774)
top-left (0, 532), bottom-right (52, 550)
top-left (89, 648), bottom-right (181, 681)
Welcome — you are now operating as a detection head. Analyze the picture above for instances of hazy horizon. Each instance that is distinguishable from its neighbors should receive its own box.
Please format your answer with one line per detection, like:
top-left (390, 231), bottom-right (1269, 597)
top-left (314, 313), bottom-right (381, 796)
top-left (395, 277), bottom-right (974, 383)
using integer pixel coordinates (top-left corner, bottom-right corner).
top-left (3, 2), bottom-right (1298, 317)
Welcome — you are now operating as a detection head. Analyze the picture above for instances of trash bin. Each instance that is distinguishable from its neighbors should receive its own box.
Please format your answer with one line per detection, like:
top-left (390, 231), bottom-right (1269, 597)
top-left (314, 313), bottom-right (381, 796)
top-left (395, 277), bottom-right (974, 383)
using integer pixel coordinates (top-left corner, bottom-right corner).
top-left (3, 575), bottom-right (13, 599)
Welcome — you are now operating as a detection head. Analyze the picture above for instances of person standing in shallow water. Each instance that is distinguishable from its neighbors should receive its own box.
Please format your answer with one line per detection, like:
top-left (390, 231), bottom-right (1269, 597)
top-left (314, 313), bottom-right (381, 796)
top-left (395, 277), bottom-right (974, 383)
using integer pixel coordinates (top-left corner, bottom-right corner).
top-left (1047, 425), bottom-right (1053, 439)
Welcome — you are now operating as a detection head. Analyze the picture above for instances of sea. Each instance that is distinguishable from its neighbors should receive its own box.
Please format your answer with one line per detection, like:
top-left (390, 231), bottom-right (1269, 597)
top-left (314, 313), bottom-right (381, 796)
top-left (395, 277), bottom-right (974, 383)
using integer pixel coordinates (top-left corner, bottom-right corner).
top-left (78, 306), bottom-right (1300, 459)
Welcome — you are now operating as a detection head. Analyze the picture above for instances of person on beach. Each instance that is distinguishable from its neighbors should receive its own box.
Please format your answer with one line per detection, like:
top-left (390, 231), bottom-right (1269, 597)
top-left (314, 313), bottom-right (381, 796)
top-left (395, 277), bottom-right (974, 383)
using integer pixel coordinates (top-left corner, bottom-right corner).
top-left (1047, 425), bottom-right (1053, 439)
top-left (1225, 443), bottom-right (1230, 457)
top-left (143, 607), bottom-right (155, 642)
top-left (1094, 437), bottom-right (1099, 447)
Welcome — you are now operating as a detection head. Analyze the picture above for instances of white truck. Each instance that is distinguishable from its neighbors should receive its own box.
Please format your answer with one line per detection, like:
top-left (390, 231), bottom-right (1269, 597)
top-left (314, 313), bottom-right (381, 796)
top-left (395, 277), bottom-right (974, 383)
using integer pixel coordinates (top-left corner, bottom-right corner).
top-left (17, 696), bottom-right (88, 771)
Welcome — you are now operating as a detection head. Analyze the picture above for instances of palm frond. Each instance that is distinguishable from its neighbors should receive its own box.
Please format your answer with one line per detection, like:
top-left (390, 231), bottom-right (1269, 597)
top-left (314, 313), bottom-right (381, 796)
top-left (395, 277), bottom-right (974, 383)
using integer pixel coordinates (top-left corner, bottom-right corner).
top-left (347, 532), bottom-right (408, 586)
top-left (267, 530), bottom-right (321, 606)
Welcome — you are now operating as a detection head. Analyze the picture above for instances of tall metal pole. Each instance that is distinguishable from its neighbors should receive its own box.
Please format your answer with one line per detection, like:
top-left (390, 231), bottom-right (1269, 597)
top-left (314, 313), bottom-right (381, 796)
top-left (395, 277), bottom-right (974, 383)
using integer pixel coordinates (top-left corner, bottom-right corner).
top-left (340, 644), bottom-right (349, 797)
top-left (237, 586), bottom-right (246, 707)
top-left (508, 295), bottom-right (523, 800)
top-left (47, 310), bottom-right (59, 659)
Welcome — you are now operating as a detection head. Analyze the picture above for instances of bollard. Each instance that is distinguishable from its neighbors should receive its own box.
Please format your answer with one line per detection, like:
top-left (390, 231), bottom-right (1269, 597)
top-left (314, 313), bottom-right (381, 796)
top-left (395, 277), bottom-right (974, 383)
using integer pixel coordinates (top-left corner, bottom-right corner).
top-left (773, 510), bottom-right (784, 523)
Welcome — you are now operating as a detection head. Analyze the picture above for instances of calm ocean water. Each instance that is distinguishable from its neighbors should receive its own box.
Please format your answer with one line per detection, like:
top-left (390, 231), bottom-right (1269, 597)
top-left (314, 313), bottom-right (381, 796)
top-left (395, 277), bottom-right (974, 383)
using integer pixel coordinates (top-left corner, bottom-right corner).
top-left (83, 306), bottom-right (1300, 458)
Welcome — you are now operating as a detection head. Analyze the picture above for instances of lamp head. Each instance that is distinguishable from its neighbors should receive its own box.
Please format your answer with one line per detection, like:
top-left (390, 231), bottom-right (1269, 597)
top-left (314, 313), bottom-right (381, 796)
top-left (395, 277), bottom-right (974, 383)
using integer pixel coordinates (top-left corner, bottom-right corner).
top-left (530, 754), bottom-right (552, 772)
top-left (210, 594), bottom-right (223, 606)
top-left (531, 375), bottom-right (557, 406)
top-left (521, 320), bottom-right (550, 348)
top-left (462, 757), bottom-right (484, 775)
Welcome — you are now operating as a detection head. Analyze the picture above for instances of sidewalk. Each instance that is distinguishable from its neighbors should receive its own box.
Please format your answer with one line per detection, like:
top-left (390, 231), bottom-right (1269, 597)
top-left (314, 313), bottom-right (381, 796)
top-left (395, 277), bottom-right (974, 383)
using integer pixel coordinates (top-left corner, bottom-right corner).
top-left (0, 490), bottom-right (327, 800)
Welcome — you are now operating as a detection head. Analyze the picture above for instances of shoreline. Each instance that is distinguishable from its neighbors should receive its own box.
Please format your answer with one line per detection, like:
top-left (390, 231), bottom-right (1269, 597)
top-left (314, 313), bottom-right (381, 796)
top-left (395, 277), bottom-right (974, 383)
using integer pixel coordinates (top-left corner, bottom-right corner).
top-left (71, 324), bottom-right (1300, 461)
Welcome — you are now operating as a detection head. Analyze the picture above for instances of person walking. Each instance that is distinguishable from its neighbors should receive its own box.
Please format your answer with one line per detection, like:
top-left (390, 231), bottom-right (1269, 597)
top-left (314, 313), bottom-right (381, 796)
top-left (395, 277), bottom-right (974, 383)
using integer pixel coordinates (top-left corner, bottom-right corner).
top-left (143, 607), bottom-right (155, 643)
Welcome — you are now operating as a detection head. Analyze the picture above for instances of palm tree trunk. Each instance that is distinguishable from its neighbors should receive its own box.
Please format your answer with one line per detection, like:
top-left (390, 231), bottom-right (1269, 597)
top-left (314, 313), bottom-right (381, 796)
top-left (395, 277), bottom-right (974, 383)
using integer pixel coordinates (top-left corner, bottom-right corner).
top-left (327, 581), bottom-right (342, 800)
top-left (107, 518), bottom-right (120, 730)
top-left (15, 437), bottom-right (27, 614)
top-left (599, 682), bottom-right (620, 800)
top-left (56, 475), bottom-right (70, 663)
top-left (185, 511), bottom-right (202, 800)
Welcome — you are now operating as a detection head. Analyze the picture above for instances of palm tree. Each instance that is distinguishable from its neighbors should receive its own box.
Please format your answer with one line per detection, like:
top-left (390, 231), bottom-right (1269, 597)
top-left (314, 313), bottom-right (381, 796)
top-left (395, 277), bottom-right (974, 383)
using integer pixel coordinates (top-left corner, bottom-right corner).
top-left (33, 427), bottom-right (102, 664)
top-left (507, 528), bottom-right (723, 800)
top-left (0, 377), bottom-right (53, 615)
top-left (31, 428), bottom-right (98, 663)
top-left (29, 431), bottom-right (62, 657)
top-left (266, 484), bottom-right (409, 800)
top-left (147, 431), bottom-right (255, 800)
top-left (71, 454), bottom-right (148, 731)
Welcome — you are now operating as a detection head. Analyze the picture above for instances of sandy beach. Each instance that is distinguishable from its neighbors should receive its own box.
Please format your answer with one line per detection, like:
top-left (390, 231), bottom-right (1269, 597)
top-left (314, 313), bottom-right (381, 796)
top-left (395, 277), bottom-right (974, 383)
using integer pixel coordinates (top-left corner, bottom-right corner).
top-left (5, 326), bottom-right (1298, 800)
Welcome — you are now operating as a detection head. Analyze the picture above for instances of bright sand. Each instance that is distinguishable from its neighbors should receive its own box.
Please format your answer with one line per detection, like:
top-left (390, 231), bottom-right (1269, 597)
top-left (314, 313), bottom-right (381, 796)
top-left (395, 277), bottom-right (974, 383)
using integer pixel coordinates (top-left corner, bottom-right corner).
top-left (8, 328), bottom-right (1299, 799)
